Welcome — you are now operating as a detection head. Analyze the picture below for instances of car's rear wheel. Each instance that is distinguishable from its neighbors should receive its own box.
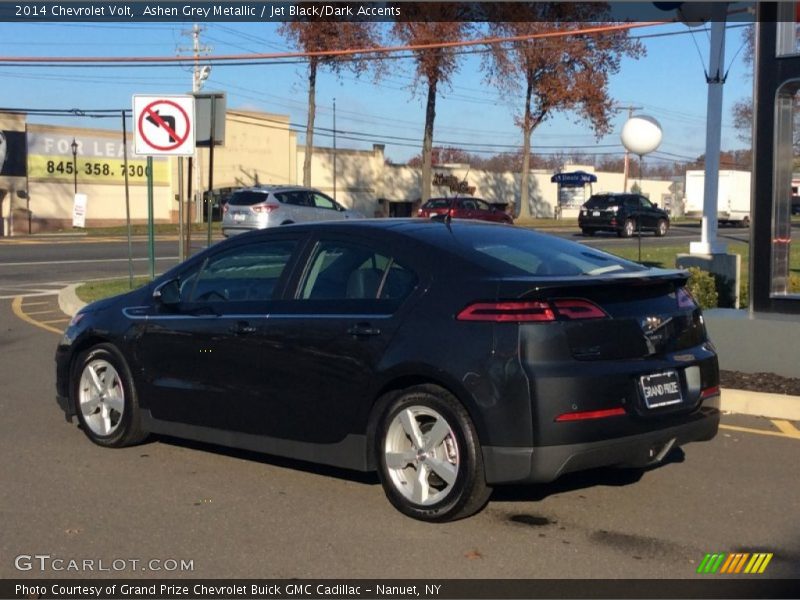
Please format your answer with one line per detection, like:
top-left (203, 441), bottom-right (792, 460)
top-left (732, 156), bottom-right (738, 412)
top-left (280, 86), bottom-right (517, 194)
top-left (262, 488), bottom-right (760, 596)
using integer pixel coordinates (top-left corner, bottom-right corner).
top-left (72, 344), bottom-right (147, 448)
top-left (581, 228), bottom-right (596, 237)
top-left (740, 216), bottom-right (750, 228)
top-left (375, 385), bottom-right (491, 522)
top-left (619, 219), bottom-right (635, 238)
top-left (655, 219), bottom-right (668, 237)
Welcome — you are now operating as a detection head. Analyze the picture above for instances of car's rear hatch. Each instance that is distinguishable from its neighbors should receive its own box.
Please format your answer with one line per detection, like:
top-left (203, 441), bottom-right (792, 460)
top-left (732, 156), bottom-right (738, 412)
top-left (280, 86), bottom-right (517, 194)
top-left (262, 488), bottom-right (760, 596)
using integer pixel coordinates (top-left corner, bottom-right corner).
top-left (473, 270), bottom-right (719, 444)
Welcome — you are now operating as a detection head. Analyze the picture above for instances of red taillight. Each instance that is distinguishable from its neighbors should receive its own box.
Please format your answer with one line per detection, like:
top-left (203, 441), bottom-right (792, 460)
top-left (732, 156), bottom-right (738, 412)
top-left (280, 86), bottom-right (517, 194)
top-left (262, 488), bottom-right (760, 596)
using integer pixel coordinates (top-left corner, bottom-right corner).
top-left (552, 299), bottom-right (608, 320)
top-left (457, 301), bottom-right (555, 322)
top-left (252, 203), bottom-right (279, 214)
top-left (457, 299), bottom-right (607, 323)
top-left (555, 407), bottom-right (626, 422)
top-left (677, 287), bottom-right (697, 310)
top-left (700, 385), bottom-right (720, 399)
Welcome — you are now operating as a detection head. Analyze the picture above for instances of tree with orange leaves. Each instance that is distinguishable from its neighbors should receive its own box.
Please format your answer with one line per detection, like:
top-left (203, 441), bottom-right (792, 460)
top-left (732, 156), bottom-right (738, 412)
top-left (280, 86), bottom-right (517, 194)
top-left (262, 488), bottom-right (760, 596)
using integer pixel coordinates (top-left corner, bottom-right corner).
top-left (484, 5), bottom-right (644, 218)
top-left (279, 22), bottom-right (381, 188)
top-left (393, 10), bottom-right (474, 203)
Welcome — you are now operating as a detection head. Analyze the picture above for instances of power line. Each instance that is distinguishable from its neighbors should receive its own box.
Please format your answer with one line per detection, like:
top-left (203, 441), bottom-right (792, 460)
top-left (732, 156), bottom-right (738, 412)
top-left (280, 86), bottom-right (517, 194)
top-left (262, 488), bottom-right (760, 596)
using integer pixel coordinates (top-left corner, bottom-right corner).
top-left (0, 21), bottom-right (667, 64)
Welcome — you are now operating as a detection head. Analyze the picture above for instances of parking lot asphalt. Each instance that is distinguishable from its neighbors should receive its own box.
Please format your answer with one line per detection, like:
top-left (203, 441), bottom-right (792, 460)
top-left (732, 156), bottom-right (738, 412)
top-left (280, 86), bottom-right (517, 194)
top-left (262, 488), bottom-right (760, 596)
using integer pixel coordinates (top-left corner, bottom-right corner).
top-left (2, 297), bottom-right (800, 580)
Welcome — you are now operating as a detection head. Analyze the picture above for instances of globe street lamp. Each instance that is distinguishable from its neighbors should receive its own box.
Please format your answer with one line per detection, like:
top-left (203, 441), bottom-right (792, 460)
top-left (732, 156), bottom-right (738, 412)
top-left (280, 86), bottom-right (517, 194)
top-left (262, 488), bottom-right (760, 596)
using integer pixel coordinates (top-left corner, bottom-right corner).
top-left (70, 138), bottom-right (78, 194)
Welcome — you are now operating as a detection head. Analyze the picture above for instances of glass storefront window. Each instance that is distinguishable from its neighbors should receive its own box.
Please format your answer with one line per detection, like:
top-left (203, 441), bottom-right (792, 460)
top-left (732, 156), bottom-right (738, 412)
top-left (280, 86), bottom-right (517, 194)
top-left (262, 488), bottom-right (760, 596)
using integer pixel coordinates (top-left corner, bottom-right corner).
top-left (771, 82), bottom-right (800, 297)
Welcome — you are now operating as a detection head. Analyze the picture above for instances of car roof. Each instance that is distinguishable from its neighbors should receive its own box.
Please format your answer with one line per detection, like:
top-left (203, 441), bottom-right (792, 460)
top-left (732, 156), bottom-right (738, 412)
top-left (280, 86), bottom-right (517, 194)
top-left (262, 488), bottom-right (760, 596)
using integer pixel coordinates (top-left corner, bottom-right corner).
top-left (234, 185), bottom-right (322, 194)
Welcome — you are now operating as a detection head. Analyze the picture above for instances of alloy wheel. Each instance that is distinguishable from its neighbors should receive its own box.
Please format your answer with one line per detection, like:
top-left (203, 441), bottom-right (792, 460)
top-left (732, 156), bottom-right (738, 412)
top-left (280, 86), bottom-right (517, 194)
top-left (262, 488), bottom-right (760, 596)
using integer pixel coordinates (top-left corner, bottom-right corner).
top-left (384, 406), bottom-right (460, 506)
top-left (78, 359), bottom-right (125, 437)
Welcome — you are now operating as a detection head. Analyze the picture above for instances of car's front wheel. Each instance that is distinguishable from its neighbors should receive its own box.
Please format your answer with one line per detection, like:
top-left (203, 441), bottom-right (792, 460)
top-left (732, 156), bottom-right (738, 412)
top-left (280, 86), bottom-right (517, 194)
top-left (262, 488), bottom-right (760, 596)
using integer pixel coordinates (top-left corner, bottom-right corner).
top-left (72, 344), bottom-right (147, 448)
top-left (375, 385), bottom-right (491, 522)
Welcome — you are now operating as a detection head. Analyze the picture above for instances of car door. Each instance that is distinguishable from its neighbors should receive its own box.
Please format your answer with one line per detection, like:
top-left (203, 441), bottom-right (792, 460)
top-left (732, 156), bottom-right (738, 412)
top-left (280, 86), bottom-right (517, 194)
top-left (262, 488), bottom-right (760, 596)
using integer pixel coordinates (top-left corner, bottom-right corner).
top-left (474, 198), bottom-right (498, 222)
top-left (638, 195), bottom-right (659, 229)
top-left (249, 235), bottom-right (421, 444)
top-left (311, 191), bottom-right (344, 222)
top-left (134, 235), bottom-right (305, 430)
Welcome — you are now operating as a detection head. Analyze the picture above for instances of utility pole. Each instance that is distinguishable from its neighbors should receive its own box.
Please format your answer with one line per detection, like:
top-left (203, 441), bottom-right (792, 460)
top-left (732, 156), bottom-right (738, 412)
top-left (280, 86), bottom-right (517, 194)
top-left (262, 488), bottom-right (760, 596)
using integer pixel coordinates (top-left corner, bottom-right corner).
top-left (178, 24), bottom-right (211, 249)
top-left (620, 104), bottom-right (642, 192)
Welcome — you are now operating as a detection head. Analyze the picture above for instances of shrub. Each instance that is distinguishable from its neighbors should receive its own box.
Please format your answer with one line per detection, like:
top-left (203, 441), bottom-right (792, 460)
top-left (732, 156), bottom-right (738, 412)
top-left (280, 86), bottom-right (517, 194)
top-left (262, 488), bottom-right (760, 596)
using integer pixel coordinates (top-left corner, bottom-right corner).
top-left (686, 267), bottom-right (719, 309)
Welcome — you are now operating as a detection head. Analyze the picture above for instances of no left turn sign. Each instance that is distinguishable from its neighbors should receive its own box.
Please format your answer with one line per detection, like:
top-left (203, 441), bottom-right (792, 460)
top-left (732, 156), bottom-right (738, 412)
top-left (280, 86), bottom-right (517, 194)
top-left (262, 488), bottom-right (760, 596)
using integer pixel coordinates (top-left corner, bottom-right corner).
top-left (133, 94), bottom-right (195, 156)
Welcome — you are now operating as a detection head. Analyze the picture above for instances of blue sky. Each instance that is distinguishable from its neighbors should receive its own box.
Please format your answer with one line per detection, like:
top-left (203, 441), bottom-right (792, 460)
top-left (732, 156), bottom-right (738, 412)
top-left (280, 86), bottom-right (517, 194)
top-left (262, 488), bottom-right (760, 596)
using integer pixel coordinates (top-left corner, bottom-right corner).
top-left (0, 19), bottom-right (753, 165)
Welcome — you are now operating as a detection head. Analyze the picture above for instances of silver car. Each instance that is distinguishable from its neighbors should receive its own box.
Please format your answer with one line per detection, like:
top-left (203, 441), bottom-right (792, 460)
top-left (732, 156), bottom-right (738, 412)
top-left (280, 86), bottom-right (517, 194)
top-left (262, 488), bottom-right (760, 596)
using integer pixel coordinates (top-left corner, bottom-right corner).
top-left (221, 185), bottom-right (364, 237)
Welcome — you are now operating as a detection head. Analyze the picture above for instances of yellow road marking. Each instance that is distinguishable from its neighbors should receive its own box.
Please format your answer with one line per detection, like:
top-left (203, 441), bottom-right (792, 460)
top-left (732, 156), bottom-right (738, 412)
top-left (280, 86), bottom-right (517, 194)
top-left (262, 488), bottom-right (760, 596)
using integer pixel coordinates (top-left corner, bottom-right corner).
top-left (720, 423), bottom-right (800, 440)
top-left (771, 420), bottom-right (800, 438)
top-left (40, 318), bottom-right (69, 325)
top-left (11, 296), bottom-right (63, 334)
top-left (22, 301), bottom-right (51, 306)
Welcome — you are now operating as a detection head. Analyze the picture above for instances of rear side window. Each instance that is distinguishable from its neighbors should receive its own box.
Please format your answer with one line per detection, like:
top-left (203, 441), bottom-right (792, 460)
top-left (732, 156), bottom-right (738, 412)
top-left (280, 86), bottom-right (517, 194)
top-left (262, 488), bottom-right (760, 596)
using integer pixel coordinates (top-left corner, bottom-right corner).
top-left (275, 191), bottom-right (311, 207)
top-left (424, 199), bottom-right (453, 209)
top-left (299, 241), bottom-right (416, 301)
top-left (454, 228), bottom-right (645, 277)
top-left (228, 191), bottom-right (270, 206)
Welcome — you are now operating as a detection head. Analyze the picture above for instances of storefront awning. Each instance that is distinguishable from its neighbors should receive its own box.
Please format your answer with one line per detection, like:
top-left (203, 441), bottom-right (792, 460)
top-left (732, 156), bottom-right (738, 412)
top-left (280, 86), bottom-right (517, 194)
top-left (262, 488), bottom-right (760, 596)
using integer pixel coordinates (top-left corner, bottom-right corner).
top-left (550, 171), bottom-right (597, 186)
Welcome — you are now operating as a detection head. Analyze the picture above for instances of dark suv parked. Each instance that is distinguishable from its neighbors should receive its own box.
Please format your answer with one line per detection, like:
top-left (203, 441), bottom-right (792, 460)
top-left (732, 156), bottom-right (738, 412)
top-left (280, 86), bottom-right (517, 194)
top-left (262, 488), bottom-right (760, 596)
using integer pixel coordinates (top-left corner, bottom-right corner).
top-left (579, 193), bottom-right (670, 238)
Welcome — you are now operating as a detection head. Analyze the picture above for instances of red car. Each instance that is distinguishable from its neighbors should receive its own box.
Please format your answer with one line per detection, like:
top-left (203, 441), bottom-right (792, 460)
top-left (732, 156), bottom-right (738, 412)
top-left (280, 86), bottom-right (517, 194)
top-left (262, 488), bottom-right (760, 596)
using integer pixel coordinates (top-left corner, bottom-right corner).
top-left (417, 197), bottom-right (513, 224)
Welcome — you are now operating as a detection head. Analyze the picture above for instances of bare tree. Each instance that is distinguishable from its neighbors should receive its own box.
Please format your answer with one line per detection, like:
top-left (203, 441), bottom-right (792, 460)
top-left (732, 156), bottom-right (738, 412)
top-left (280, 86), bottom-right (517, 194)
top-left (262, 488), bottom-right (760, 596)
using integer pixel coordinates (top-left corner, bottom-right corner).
top-left (393, 12), bottom-right (473, 202)
top-left (732, 25), bottom-right (755, 145)
top-left (279, 22), bottom-right (381, 187)
top-left (483, 5), bottom-right (644, 218)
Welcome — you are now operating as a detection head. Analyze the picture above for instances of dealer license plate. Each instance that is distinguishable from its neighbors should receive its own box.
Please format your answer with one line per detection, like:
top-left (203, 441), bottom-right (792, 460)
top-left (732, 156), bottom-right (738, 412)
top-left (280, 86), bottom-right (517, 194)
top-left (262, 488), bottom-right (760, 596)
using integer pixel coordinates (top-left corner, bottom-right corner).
top-left (640, 370), bottom-right (683, 408)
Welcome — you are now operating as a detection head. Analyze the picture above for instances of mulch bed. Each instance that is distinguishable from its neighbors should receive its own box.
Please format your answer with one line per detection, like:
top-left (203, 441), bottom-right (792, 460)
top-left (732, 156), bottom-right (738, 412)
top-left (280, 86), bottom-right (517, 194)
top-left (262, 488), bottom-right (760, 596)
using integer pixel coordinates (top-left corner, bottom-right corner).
top-left (720, 370), bottom-right (800, 396)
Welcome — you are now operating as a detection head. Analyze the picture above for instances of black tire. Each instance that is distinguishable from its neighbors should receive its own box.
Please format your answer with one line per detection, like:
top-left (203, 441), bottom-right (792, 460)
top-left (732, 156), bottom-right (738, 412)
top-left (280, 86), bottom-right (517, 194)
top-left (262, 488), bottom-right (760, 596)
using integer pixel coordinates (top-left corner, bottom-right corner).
top-left (71, 343), bottom-right (147, 448)
top-left (581, 228), bottom-right (596, 237)
top-left (375, 385), bottom-right (491, 522)
top-left (655, 219), bottom-right (668, 237)
top-left (619, 219), bottom-right (635, 238)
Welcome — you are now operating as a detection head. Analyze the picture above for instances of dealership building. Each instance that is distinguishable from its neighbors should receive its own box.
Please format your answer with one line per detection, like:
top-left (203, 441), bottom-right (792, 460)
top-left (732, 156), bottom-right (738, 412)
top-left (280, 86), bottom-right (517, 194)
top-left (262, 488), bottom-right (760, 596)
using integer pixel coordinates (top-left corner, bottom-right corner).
top-left (0, 109), bottom-right (674, 235)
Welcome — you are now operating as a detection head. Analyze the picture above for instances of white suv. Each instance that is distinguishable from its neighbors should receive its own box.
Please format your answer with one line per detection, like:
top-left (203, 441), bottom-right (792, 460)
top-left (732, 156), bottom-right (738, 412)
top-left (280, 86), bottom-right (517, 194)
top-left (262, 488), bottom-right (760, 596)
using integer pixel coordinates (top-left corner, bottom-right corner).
top-left (221, 185), bottom-right (365, 237)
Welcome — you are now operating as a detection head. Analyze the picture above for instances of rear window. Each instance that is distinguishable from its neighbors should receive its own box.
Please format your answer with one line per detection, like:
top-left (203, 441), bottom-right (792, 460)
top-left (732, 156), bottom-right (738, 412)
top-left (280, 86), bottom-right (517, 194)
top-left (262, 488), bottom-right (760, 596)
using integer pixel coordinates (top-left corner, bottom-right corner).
top-left (424, 199), bottom-right (456, 209)
top-left (584, 195), bottom-right (624, 209)
top-left (453, 227), bottom-right (646, 276)
top-left (227, 190), bottom-right (270, 206)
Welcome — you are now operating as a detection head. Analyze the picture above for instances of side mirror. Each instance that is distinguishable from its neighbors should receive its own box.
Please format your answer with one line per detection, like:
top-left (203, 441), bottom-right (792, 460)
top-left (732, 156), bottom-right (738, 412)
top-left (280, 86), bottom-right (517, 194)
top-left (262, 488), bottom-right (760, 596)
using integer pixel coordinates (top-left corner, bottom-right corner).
top-left (153, 278), bottom-right (181, 306)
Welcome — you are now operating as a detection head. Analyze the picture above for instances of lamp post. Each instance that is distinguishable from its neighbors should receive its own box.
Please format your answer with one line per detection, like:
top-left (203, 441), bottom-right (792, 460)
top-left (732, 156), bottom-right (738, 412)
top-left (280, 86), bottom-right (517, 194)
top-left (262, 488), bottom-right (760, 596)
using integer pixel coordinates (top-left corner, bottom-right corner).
top-left (70, 138), bottom-right (78, 194)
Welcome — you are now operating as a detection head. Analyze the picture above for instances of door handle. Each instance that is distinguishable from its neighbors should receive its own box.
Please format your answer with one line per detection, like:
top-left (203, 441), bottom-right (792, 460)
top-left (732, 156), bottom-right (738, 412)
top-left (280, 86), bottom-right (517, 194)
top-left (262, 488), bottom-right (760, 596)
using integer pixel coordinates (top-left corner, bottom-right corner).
top-left (229, 321), bottom-right (257, 335)
top-left (347, 323), bottom-right (381, 337)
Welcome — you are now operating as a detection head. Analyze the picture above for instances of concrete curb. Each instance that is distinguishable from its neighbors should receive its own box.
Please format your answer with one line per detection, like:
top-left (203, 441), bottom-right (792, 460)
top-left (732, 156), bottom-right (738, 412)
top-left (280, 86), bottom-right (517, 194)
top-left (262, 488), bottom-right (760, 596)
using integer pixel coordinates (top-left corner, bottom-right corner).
top-left (52, 284), bottom-right (800, 422)
top-left (720, 388), bottom-right (800, 421)
top-left (58, 283), bottom-right (87, 317)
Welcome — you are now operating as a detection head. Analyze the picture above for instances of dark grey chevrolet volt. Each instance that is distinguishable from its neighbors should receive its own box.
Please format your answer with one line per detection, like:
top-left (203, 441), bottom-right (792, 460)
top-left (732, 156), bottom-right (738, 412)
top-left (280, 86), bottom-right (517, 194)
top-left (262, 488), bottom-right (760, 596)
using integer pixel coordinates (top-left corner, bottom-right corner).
top-left (56, 220), bottom-right (720, 521)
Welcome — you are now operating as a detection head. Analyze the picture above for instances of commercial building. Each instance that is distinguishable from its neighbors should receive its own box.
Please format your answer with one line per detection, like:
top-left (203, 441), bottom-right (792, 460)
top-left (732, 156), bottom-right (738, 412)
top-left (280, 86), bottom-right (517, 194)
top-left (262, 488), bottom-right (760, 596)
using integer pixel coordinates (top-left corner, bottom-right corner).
top-left (1, 108), bottom-right (675, 234)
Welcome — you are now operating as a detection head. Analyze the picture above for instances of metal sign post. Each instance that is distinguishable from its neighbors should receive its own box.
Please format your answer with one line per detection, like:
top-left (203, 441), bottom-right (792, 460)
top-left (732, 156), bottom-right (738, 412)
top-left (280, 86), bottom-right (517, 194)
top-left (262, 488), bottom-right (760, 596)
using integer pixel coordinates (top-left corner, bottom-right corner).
top-left (146, 156), bottom-right (155, 280)
top-left (177, 157), bottom-right (184, 261)
top-left (121, 110), bottom-right (134, 289)
top-left (207, 97), bottom-right (215, 248)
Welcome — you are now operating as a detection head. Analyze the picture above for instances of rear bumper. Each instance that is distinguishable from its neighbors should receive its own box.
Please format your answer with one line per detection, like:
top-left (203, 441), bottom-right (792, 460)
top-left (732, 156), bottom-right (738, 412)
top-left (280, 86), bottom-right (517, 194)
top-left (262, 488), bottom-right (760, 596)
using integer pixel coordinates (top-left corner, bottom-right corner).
top-left (482, 403), bottom-right (720, 485)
